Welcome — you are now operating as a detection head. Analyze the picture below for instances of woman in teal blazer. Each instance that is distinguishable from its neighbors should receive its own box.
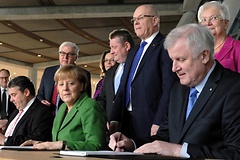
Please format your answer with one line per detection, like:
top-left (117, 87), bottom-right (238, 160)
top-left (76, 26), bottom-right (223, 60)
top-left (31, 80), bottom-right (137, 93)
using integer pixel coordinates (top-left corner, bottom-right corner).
top-left (21, 64), bottom-right (106, 150)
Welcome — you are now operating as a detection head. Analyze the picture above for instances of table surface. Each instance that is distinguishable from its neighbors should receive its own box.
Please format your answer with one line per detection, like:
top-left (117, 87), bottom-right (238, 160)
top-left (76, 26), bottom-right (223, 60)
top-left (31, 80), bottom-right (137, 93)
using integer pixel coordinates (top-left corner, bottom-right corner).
top-left (0, 150), bottom-right (111, 160)
top-left (0, 150), bottom-right (185, 160)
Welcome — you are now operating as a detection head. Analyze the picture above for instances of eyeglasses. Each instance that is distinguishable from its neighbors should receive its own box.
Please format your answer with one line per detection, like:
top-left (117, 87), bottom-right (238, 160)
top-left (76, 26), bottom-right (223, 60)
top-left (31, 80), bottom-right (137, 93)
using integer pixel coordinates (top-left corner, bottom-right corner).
top-left (104, 59), bottom-right (115, 63)
top-left (199, 15), bottom-right (223, 24)
top-left (131, 15), bottom-right (155, 24)
top-left (59, 51), bottom-right (77, 57)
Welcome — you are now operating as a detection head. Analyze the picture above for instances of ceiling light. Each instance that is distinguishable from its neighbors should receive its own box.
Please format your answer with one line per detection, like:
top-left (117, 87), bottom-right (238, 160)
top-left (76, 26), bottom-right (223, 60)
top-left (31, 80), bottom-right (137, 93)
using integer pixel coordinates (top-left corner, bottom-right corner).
top-left (0, 42), bottom-right (2, 45)
top-left (39, 39), bottom-right (43, 42)
top-left (83, 64), bottom-right (87, 68)
top-left (37, 55), bottom-right (42, 57)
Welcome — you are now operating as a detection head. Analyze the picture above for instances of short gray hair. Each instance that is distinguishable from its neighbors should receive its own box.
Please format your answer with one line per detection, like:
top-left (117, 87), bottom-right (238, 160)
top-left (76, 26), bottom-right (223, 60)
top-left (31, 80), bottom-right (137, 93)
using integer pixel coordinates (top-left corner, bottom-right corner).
top-left (164, 23), bottom-right (214, 59)
top-left (198, 1), bottom-right (230, 21)
top-left (59, 41), bottom-right (79, 56)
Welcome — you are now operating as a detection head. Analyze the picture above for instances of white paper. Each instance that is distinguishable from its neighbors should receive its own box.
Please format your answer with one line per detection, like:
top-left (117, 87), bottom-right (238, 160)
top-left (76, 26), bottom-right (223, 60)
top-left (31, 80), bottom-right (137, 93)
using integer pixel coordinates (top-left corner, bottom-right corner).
top-left (60, 150), bottom-right (142, 157)
top-left (0, 146), bottom-right (33, 150)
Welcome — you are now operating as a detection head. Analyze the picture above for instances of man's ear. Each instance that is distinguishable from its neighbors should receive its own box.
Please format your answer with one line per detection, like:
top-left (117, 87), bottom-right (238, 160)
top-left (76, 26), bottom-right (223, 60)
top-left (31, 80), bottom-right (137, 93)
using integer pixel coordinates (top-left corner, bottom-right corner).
top-left (201, 50), bottom-right (210, 64)
top-left (24, 88), bottom-right (31, 96)
top-left (125, 42), bottom-right (131, 52)
top-left (153, 16), bottom-right (159, 27)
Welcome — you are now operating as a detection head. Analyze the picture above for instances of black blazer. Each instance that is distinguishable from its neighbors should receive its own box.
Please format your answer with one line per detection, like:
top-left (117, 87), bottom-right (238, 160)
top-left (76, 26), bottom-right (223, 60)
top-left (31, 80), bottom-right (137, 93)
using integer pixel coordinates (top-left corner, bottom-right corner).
top-left (4, 98), bottom-right (54, 146)
top-left (6, 96), bottom-right (16, 119)
top-left (37, 65), bottom-right (92, 111)
top-left (111, 32), bottom-right (178, 138)
top-left (97, 64), bottom-right (119, 121)
top-left (142, 62), bottom-right (240, 159)
top-left (0, 94), bottom-right (16, 119)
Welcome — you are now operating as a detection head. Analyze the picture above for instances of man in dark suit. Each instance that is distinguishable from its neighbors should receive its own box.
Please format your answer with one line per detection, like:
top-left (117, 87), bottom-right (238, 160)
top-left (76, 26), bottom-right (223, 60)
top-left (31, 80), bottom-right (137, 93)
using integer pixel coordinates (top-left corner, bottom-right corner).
top-left (0, 69), bottom-right (16, 120)
top-left (109, 24), bottom-right (240, 159)
top-left (97, 29), bottom-right (135, 123)
top-left (109, 4), bottom-right (177, 138)
top-left (37, 41), bottom-right (91, 116)
top-left (0, 76), bottom-right (53, 146)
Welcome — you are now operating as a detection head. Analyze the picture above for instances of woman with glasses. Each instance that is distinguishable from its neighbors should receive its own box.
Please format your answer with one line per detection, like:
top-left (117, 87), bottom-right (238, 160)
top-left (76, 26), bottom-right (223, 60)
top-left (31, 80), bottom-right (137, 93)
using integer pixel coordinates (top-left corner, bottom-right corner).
top-left (198, 1), bottom-right (240, 72)
top-left (93, 50), bottom-right (116, 100)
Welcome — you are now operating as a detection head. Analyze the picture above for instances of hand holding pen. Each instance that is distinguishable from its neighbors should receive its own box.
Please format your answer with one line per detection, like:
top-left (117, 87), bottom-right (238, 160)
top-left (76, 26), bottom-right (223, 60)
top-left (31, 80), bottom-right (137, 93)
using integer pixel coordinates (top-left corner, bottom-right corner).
top-left (109, 132), bottom-right (135, 152)
top-left (114, 132), bottom-right (122, 151)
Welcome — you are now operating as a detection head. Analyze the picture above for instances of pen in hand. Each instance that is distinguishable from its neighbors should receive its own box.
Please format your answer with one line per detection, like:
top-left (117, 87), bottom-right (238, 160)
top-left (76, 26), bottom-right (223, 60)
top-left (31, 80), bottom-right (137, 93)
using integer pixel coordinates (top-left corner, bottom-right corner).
top-left (113, 133), bottom-right (122, 151)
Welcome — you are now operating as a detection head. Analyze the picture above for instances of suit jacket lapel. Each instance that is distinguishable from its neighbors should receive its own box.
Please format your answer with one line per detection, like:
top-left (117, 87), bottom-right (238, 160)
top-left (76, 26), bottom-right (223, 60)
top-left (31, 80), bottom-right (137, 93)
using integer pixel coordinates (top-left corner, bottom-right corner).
top-left (4, 109), bottom-right (18, 132)
top-left (59, 106), bottom-right (78, 131)
top-left (133, 33), bottom-right (163, 81)
top-left (52, 104), bottom-right (66, 136)
top-left (178, 86), bottom-right (189, 132)
top-left (122, 47), bottom-right (138, 84)
top-left (111, 64), bottom-right (119, 92)
top-left (12, 99), bottom-right (38, 134)
top-left (178, 62), bottom-right (222, 142)
top-left (110, 64), bottom-right (119, 99)
top-left (215, 36), bottom-right (234, 61)
top-left (56, 93), bottom-right (87, 131)
top-left (50, 65), bottom-right (60, 93)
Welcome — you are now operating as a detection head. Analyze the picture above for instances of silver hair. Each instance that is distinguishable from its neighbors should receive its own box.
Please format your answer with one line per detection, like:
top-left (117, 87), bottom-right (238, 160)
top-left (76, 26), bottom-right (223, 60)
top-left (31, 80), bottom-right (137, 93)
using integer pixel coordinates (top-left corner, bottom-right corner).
top-left (197, 1), bottom-right (230, 21)
top-left (164, 23), bottom-right (214, 59)
top-left (59, 41), bottom-right (79, 56)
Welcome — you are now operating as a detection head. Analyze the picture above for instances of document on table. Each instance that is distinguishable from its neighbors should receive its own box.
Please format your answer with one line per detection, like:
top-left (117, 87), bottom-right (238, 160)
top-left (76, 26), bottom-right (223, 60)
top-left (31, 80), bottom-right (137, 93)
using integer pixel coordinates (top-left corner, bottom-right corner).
top-left (0, 146), bottom-right (33, 150)
top-left (60, 150), bottom-right (143, 157)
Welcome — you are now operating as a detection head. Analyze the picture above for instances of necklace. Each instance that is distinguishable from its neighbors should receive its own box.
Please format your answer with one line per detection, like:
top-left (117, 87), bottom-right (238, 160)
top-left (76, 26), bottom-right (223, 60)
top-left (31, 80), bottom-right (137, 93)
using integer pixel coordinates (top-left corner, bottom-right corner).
top-left (214, 37), bottom-right (226, 51)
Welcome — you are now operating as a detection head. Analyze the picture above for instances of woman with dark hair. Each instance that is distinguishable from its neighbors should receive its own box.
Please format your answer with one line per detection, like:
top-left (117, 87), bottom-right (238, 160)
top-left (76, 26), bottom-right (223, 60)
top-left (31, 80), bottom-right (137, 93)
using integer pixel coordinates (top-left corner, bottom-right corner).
top-left (93, 50), bottom-right (116, 100)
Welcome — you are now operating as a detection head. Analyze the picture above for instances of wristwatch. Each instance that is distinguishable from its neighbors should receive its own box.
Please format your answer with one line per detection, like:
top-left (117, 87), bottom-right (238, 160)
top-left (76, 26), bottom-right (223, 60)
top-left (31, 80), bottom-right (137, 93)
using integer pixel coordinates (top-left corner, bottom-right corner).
top-left (61, 140), bottom-right (66, 150)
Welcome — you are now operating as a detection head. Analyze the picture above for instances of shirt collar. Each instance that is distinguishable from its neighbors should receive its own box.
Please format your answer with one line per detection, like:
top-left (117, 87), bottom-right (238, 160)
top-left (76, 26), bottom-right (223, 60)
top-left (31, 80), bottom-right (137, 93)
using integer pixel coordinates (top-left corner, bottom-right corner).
top-left (22, 97), bottom-right (36, 112)
top-left (195, 61), bottom-right (216, 93)
top-left (141, 31), bottom-right (159, 47)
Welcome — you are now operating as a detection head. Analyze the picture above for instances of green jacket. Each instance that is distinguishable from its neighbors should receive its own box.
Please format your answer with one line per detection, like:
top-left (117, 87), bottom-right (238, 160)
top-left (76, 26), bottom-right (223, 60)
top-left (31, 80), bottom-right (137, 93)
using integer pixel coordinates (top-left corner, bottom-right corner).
top-left (52, 93), bottom-right (106, 150)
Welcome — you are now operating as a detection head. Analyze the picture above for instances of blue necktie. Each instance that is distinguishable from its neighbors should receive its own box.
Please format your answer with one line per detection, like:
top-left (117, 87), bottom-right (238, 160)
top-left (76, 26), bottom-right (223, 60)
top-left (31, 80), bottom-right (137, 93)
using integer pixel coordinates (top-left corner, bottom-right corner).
top-left (186, 87), bottom-right (198, 119)
top-left (114, 63), bottom-right (124, 94)
top-left (125, 41), bottom-right (147, 107)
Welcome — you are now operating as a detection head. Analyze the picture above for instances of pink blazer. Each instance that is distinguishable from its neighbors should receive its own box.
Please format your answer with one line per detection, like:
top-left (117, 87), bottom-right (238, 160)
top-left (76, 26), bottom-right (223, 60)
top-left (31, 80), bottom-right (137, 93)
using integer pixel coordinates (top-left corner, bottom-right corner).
top-left (215, 36), bottom-right (240, 73)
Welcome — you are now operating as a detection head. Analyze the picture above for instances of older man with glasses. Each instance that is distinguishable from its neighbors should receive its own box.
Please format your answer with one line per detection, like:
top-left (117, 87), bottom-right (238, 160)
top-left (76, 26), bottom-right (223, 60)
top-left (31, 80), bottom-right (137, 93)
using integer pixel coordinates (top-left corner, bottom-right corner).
top-left (109, 4), bottom-right (178, 139)
top-left (37, 41), bottom-right (91, 116)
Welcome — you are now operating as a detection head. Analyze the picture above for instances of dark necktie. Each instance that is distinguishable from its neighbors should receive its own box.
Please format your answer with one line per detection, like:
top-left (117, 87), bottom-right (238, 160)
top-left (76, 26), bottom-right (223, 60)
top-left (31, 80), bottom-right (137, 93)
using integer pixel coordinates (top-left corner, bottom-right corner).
top-left (51, 84), bottom-right (58, 107)
top-left (51, 84), bottom-right (59, 116)
top-left (186, 87), bottom-right (198, 119)
top-left (125, 41), bottom-right (147, 107)
top-left (1, 89), bottom-right (7, 119)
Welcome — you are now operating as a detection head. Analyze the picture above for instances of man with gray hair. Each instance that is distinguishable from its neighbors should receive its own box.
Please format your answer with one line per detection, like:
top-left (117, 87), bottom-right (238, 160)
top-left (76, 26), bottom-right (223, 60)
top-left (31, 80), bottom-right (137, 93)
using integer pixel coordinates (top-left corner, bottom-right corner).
top-left (37, 41), bottom-right (91, 116)
top-left (109, 23), bottom-right (240, 159)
